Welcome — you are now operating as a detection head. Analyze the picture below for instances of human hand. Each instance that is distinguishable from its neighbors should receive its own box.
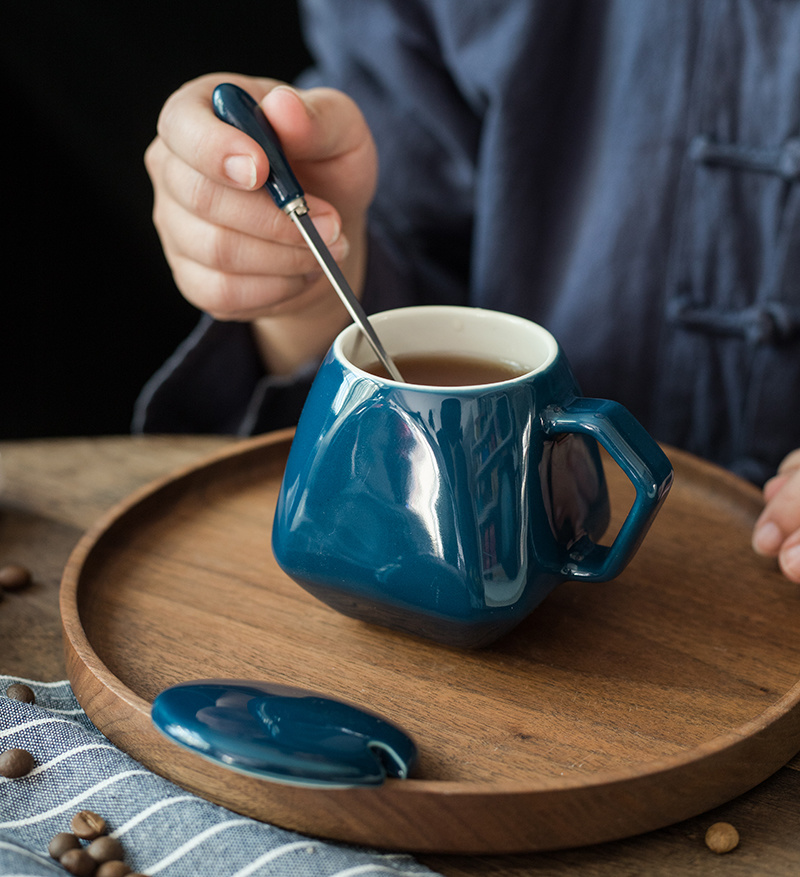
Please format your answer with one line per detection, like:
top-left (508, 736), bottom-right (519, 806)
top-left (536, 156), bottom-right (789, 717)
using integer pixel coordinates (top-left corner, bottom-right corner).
top-left (752, 449), bottom-right (800, 582)
top-left (144, 73), bottom-right (378, 372)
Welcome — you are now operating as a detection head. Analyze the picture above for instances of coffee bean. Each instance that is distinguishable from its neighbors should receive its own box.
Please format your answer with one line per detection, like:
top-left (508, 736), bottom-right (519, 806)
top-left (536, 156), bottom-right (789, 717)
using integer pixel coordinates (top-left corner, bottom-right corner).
top-left (6, 683), bottom-right (36, 704)
top-left (96, 862), bottom-right (131, 877)
top-left (71, 810), bottom-right (106, 840)
top-left (60, 847), bottom-right (98, 876)
top-left (47, 831), bottom-right (81, 859)
top-left (0, 748), bottom-right (35, 778)
top-left (48, 809), bottom-right (148, 877)
top-left (0, 564), bottom-right (32, 591)
top-left (705, 821), bottom-right (740, 854)
top-left (87, 836), bottom-right (124, 863)
top-left (49, 833), bottom-right (82, 859)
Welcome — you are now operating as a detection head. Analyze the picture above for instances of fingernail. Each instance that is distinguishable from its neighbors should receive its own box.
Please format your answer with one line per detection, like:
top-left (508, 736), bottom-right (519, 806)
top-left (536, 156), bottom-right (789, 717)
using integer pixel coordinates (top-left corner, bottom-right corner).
top-left (314, 214), bottom-right (341, 246)
top-left (266, 85), bottom-right (313, 118)
top-left (224, 154), bottom-right (257, 188)
top-left (329, 232), bottom-right (350, 261)
top-left (753, 520), bottom-right (783, 556)
top-left (781, 544), bottom-right (800, 582)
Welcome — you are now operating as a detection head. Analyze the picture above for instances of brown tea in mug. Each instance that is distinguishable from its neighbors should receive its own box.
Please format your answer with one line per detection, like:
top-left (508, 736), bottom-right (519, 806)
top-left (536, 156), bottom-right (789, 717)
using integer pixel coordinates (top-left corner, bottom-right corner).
top-left (362, 352), bottom-right (529, 386)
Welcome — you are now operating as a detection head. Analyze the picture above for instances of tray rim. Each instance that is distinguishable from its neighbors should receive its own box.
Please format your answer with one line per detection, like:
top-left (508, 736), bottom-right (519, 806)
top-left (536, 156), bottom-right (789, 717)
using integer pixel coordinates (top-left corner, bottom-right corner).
top-left (59, 430), bottom-right (800, 851)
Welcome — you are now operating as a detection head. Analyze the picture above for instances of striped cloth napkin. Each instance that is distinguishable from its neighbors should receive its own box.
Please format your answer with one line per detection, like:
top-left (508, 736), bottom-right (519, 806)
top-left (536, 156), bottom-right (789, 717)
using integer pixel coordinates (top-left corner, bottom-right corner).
top-left (0, 676), bottom-right (441, 876)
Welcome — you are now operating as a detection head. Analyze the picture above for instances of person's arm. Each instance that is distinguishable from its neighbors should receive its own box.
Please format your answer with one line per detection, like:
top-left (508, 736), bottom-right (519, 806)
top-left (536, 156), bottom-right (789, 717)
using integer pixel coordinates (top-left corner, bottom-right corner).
top-left (752, 449), bottom-right (800, 582)
top-left (135, 73), bottom-right (380, 435)
top-left (138, 3), bottom-right (477, 434)
top-left (132, 228), bottom-right (412, 436)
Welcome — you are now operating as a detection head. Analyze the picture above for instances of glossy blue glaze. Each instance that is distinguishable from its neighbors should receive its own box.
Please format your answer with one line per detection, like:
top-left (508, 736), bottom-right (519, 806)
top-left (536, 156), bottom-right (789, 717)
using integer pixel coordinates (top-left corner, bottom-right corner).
top-left (272, 307), bottom-right (673, 648)
top-left (212, 83), bottom-right (304, 211)
top-left (151, 679), bottom-right (417, 788)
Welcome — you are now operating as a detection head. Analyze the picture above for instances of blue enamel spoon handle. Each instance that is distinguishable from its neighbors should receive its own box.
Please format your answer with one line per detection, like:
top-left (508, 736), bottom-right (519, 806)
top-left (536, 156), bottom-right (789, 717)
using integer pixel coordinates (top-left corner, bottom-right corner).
top-left (212, 83), bottom-right (304, 212)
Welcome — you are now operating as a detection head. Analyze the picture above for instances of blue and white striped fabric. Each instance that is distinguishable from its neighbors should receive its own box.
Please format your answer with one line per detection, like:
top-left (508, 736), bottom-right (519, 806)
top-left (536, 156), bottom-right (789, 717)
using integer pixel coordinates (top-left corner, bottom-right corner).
top-left (0, 677), bottom-right (441, 876)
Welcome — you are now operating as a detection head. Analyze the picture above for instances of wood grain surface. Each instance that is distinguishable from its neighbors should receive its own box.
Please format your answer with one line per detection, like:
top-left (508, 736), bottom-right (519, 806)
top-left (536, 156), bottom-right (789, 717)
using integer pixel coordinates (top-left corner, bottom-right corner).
top-left (57, 432), bottom-right (800, 855)
top-left (2, 434), bottom-right (800, 874)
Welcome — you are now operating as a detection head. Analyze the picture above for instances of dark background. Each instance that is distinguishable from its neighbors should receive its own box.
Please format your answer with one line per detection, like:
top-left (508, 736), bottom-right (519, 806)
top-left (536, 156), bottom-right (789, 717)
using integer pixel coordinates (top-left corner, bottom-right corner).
top-left (3, 2), bottom-right (311, 438)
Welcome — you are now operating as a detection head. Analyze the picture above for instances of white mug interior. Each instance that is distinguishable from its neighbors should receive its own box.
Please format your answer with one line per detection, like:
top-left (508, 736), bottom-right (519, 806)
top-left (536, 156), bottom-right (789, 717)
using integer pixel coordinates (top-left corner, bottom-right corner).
top-left (336, 305), bottom-right (559, 387)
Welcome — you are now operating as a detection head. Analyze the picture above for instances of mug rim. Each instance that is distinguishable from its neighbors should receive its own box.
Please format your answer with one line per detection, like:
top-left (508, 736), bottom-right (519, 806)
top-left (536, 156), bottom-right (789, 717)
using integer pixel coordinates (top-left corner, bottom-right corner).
top-left (334, 305), bottom-right (559, 392)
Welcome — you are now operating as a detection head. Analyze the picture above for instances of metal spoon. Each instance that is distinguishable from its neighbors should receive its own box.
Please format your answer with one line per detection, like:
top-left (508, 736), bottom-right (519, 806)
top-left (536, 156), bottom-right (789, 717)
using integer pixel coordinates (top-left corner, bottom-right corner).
top-left (212, 83), bottom-right (404, 382)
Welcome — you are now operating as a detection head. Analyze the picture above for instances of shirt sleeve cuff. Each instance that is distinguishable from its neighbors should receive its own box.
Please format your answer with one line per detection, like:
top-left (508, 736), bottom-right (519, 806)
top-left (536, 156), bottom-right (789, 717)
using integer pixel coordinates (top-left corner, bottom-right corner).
top-left (132, 232), bottom-right (416, 436)
top-left (132, 315), bottom-right (318, 436)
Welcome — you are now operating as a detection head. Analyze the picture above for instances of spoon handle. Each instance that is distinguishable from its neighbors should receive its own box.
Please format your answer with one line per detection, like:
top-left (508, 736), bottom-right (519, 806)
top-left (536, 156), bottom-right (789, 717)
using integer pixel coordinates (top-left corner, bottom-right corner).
top-left (211, 83), bottom-right (404, 382)
top-left (212, 83), bottom-right (304, 211)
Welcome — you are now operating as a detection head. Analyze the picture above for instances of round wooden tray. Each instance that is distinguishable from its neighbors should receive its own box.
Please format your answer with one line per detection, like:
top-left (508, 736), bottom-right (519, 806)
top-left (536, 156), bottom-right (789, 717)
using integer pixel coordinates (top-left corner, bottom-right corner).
top-left (61, 430), bottom-right (800, 854)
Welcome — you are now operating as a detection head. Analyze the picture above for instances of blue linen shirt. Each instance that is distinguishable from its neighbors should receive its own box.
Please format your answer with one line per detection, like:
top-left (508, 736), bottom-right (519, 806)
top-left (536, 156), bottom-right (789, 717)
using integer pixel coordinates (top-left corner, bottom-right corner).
top-left (134, 0), bottom-right (800, 485)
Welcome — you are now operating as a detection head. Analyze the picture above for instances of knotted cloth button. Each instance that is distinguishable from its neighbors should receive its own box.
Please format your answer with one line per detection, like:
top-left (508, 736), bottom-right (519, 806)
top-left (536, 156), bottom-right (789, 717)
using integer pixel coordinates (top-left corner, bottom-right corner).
top-left (689, 133), bottom-right (800, 179)
top-left (668, 296), bottom-right (800, 345)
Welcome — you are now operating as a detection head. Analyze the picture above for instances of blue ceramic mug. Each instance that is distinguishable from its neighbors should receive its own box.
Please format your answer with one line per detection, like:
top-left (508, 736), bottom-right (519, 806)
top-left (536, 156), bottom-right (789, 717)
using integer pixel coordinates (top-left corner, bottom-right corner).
top-left (272, 306), bottom-right (673, 648)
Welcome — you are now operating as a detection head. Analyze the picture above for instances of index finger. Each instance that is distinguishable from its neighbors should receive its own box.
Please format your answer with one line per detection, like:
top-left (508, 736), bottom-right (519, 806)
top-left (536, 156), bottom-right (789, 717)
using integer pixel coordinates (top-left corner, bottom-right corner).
top-left (156, 72), bottom-right (285, 189)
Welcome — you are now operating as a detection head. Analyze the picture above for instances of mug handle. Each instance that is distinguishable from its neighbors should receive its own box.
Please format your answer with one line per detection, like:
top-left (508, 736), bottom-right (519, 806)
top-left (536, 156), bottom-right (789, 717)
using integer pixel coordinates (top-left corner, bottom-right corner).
top-left (542, 399), bottom-right (674, 581)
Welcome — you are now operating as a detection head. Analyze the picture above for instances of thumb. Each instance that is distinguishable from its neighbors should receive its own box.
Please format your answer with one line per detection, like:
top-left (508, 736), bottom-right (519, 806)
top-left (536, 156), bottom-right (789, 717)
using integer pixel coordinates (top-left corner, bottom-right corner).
top-left (260, 85), bottom-right (377, 216)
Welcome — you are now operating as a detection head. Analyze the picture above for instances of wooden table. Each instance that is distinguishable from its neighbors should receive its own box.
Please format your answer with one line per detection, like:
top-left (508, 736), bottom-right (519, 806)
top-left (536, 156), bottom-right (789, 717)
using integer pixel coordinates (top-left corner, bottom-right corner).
top-left (2, 434), bottom-right (799, 875)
